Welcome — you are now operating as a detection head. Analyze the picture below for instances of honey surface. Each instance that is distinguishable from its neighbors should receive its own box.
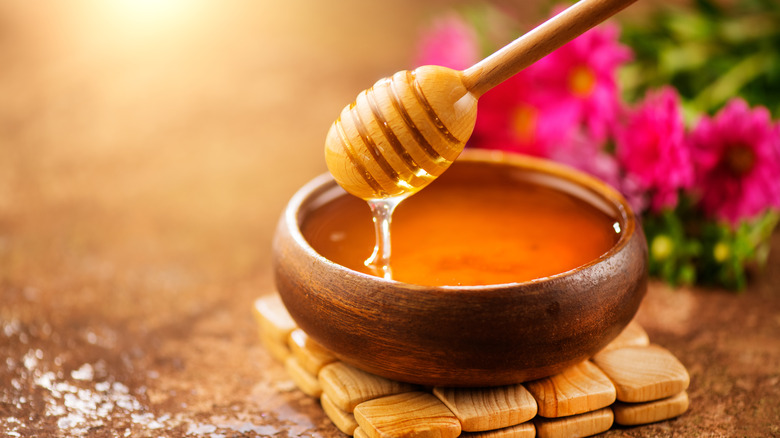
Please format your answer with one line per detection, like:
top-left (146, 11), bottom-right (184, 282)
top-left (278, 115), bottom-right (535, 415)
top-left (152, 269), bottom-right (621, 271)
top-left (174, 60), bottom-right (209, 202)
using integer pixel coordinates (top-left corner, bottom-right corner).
top-left (303, 162), bottom-right (620, 286)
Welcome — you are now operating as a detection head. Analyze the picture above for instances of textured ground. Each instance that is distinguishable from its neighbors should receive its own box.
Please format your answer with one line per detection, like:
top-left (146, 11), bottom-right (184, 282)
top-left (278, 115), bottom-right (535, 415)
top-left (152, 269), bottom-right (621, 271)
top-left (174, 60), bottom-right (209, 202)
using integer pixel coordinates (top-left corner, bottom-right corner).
top-left (1, 1), bottom-right (778, 436)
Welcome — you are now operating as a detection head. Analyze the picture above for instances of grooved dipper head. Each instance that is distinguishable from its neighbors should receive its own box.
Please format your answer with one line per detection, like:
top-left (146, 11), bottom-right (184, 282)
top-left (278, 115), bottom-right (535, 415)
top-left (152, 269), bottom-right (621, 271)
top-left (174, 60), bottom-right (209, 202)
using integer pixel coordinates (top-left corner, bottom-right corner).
top-left (324, 66), bottom-right (478, 200)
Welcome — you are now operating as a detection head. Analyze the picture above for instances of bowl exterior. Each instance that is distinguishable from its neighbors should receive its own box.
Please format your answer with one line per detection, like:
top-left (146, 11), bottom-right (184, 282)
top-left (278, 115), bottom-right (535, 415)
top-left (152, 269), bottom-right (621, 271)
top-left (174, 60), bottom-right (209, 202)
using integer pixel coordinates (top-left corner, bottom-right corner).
top-left (273, 154), bottom-right (648, 387)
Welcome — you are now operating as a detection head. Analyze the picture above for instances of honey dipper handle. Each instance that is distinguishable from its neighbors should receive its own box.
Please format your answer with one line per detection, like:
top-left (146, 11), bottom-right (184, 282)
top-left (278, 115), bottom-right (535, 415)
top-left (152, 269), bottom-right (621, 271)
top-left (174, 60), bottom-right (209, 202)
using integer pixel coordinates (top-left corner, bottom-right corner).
top-left (462, 0), bottom-right (637, 97)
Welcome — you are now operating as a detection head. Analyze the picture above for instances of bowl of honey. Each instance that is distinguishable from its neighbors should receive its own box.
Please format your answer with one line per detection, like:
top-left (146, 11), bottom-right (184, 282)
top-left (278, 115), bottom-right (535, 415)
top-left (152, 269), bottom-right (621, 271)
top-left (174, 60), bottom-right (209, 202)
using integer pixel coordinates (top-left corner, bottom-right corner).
top-left (273, 149), bottom-right (647, 387)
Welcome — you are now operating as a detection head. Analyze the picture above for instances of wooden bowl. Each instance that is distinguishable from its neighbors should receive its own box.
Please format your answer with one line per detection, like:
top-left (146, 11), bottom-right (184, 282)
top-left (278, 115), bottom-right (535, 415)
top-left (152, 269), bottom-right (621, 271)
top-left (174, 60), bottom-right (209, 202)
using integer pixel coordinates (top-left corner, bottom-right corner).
top-left (273, 150), bottom-right (647, 387)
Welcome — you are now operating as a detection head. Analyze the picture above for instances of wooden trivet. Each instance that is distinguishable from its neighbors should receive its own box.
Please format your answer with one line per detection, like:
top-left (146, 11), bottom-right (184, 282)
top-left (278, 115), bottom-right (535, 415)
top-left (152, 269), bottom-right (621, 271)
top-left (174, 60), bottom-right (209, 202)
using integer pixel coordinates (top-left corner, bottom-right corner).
top-left (433, 383), bottom-right (537, 431)
top-left (254, 293), bottom-right (690, 438)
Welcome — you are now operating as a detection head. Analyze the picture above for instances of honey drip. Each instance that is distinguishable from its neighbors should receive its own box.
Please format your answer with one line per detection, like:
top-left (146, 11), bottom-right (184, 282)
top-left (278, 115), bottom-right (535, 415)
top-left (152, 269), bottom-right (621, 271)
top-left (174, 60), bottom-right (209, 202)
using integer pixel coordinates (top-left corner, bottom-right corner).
top-left (364, 196), bottom-right (406, 279)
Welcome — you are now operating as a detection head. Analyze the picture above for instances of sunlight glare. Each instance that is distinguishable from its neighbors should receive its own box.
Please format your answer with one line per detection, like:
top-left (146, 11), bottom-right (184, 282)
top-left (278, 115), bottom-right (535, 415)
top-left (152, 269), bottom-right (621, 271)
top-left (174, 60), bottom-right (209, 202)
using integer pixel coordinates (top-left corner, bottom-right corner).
top-left (99, 0), bottom-right (205, 34)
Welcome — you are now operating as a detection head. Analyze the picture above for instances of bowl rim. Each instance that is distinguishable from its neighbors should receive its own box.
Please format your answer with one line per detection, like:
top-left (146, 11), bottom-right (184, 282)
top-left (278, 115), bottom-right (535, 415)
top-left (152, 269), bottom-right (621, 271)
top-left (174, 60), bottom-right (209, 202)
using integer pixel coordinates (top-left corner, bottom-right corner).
top-left (283, 149), bottom-right (637, 291)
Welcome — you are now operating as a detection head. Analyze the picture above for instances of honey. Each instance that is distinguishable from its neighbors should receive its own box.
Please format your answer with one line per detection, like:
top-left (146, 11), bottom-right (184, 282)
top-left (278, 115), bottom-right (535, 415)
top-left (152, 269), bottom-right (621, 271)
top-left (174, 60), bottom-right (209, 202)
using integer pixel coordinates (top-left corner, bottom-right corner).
top-left (303, 160), bottom-right (621, 287)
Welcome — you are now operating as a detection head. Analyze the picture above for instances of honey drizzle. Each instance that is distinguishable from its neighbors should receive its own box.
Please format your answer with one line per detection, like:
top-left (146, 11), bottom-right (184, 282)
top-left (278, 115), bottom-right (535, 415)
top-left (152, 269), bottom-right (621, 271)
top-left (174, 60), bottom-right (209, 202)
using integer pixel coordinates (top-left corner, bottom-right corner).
top-left (364, 195), bottom-right (406, 280)
top-left (359, 71), bottom-right (466, 278)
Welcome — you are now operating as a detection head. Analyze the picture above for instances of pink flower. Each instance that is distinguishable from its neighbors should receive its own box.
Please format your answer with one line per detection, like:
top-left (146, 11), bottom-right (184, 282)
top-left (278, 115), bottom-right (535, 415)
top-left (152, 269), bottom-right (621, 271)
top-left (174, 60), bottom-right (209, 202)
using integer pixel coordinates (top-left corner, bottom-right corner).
top-left (549, 134), bottom-right (620, 184)
top-left (615, 87), bottom-right (694, 212)
top-left (466, 12), bottom-right (631, 158)
top-left (414, 13), bottom-right (480, 70)
top-left (471, 72), bottom-right (579, 157)
top-left (527, 20), bottom-right (632, 143)
top-left (549, 135), bottom-right (648, 213)
top-left (689, 98), bottom-right (780, 225)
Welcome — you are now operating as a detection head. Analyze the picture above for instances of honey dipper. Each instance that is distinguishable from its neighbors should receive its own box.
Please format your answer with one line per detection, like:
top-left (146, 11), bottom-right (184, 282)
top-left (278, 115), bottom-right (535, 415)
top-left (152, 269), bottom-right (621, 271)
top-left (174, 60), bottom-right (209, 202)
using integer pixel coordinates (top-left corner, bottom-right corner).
top-left (325, 0), bottom-right (637, 200)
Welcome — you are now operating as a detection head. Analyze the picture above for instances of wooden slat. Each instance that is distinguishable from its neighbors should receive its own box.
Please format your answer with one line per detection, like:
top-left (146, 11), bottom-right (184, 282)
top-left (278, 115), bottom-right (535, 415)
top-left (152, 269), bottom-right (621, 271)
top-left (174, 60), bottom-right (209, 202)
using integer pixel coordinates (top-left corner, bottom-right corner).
top-left (613, 391), bottom-right (689, 426)
top-left (259, 330), bottom-right (291, 362)
top-left (318, 362), bottom-right (417, 412)
top-left (592, 345), bottom-right (690, 403)
top-left (353, 427), bottom-right (370, 438)
top-left (433, 383), bottom-right (537, 431)
top-left (321, 392), bottom-right (358, 435)
top-left (598, 320), bottom-right (650, 353)
top-left (525, 361), bottom-right (616, 418)
top-left (459, 422), bottom-right (536, 438)
top-left (285, 356), bottom-right (322, 398)
top-left (288, 328), bottom-right (337, 375)
top-left (354, 392), bottom-right (461, 438)
top-left (253, 294), bottom-right (297, 344)
top-left (533, 407), bottom-right (613, 438)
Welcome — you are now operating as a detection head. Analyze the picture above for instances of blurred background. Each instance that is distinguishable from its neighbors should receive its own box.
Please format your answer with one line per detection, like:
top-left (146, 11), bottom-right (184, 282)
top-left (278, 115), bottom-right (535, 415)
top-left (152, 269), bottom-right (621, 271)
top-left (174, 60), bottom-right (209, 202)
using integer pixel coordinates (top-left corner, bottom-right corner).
top-left (0, 0), bottom-right (446, 282)
top-left (1, 1), bottom-right (542, 435)
top-left (1, 0), bottom-right (777, 436)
